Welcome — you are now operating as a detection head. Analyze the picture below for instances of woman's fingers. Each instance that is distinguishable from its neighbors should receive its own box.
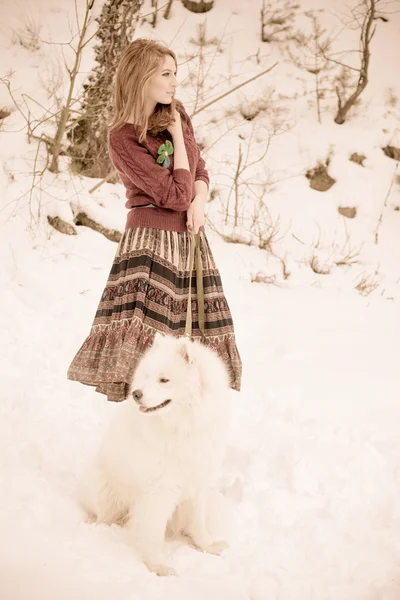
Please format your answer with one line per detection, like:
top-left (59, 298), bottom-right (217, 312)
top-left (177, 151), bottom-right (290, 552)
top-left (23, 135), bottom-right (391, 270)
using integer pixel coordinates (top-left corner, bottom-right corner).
top-left (193, 218), bottom-right (204, 234)
top-left (186, 209), bottom-right (193, 231)
top-left (186, 200), bottom-right (204, 233)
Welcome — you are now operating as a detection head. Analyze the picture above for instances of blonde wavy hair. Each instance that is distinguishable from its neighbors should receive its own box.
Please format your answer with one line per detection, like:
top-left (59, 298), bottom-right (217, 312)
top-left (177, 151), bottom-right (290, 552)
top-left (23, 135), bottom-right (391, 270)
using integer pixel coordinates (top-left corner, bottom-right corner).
top-left (109, 38), bottom-right (186, 143)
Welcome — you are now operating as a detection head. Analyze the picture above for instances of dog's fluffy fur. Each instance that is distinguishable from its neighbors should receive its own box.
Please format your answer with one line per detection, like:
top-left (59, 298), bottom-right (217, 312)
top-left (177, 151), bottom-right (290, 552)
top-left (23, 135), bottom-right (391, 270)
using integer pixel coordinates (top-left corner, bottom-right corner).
top-left (78, 333), bottom-right (232, 576)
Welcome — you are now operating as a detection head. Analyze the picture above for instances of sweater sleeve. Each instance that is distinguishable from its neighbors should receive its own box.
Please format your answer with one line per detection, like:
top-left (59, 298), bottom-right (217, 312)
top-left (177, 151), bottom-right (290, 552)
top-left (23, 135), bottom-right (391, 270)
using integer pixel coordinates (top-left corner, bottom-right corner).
top-left (109, 134), bottom-right (193, 212)
top-left (181, 109), bottom-right (209, 188)
top-left (195, 152), bottom-right (209, 188)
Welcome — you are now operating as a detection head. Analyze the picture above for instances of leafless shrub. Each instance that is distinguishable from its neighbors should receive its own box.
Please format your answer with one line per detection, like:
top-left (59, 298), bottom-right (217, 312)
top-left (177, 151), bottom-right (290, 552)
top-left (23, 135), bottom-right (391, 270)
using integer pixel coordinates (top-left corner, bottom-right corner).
top-left (3, 1), bottom-right (103, 177)
top-left (385, 87), bottom-right (398, 108)
top-left (333, 0), bottom-right (387, 124)
top-left (334, 236), bottom-right (361, 266)
top-left (260, 0), bottom-right (299, 44)
top-left (305, 221), bottom-right (361, 275)
top-left (239, 93), bottom-right (272, 122)
top-left (183, 21), bottom-right (225, 115)
top-left (38, 59), bottom-right (65, 128)
top-left (222, 131), bottom-right (272, 228)
top-left (251, 272), bottom-right (280, 285)
top-left (309, 254), bottom-right (331, 274)
top-left (289, 11), bottom-right (335, 123)
top-left (209, 171), bottom-right (291, 279)
top-left (287, 1), bottom-right (391, 125)
top-left (0, 0), bottom-right (101, 227)
top-left (0, 76), bottom-right (57, 160)
top-left (249, 199), bottom-right (281, 252)
top-left (355, 271), bottom-right (380, 296)
top-left (374, 160), bottom-right (398, 244)
top-left (276, 254), bottom-right (290, 280)
top-left (219, 94), bottom-right (291, 226)
top-left (250, 195), bottom-right (291, 279)
top-left (173, 17), bottom-right (278, 155)
top-left (205, 218), bottom-right (252, 245)
top-left (189, 20), bottom-right (220, 47)
top-left (12, 12), bottom-right (42, 52)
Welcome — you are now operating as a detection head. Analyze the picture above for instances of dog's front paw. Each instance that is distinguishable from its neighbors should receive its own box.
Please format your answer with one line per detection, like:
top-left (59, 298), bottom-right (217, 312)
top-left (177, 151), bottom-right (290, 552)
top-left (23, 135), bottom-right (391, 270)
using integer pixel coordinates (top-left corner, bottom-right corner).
top-left (193, 538), bottom-right (229, 555)
top-left (201, 540), bottom-right (229, 555)
top-left (84, 514), bottom-right (97, 524)
top-left (147, 563), bottom-right (178, 577)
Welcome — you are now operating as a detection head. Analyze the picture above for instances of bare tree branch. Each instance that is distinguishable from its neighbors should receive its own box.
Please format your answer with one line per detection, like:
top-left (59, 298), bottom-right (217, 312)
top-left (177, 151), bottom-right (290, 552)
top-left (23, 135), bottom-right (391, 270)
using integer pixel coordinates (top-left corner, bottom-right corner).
top-left (190, 62), bottom-right (278, 117)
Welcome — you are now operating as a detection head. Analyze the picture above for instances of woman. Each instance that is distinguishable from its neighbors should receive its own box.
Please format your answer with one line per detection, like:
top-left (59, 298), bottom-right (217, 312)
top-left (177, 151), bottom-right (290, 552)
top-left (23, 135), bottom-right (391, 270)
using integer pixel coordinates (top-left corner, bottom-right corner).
top-left (67, 38), bottom-right (242, 402)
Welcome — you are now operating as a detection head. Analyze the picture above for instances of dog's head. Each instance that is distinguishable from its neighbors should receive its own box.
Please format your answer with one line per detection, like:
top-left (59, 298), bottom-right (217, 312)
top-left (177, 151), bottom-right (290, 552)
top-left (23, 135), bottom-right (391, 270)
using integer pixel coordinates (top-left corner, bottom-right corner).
top-left (128, 333), bottom-right (202, 417)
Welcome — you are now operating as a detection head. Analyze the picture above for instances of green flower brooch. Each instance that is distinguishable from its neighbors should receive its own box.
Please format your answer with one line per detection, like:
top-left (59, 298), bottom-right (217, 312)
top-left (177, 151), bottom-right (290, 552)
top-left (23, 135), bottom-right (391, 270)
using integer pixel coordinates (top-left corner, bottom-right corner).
top-left (156, 140), bottom-right (174, 168)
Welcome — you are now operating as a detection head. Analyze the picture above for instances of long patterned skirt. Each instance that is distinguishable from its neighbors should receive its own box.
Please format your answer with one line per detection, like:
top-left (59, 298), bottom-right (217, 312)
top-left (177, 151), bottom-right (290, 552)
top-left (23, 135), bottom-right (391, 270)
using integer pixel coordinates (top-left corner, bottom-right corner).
top-left (67, 227), bottom-right (242, 402)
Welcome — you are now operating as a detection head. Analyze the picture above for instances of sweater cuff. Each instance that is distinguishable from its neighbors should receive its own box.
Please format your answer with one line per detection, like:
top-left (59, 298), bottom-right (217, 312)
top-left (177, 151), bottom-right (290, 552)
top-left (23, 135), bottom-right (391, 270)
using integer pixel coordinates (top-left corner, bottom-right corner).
top-left (195, 175), bottom-right (209, 188)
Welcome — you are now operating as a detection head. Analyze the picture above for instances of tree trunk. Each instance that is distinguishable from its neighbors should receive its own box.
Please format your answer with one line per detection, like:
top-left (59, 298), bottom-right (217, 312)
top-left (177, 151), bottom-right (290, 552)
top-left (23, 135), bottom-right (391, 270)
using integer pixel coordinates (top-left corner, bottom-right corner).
top-left (67, 0), bottom-right (143, 178)
top-left (49, 0), bottom-right (93, 173)
top-left (182, 0), bottom-right (214, 14)
top-left (164, 0), bottom-right (174, 19)
top-left (334, 0), bottom-right (376, 125)
top-left (151, 0), bottom-right (158, 27)
top-left (334, 77), bottom-right (368, 124)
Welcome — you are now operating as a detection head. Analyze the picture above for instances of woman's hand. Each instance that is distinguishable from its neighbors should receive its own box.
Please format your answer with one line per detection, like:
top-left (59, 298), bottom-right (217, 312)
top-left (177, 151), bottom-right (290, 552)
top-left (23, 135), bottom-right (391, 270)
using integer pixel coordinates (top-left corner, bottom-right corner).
top-left (166, 109), bottom-right (183, 138)
top-left (186, 195), bottom-right (206, 234)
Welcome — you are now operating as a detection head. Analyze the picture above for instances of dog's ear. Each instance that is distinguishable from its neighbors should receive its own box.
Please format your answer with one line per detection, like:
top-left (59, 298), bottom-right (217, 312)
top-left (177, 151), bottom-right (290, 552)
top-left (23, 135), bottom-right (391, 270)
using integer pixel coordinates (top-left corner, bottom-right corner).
top-left (178, 337), bottom-right (194, 364)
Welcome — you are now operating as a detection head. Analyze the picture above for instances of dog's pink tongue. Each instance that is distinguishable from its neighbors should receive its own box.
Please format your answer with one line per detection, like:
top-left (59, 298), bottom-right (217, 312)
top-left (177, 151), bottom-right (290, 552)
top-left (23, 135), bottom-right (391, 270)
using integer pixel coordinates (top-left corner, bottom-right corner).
top-left (139, 406), bottom-right (148, 413)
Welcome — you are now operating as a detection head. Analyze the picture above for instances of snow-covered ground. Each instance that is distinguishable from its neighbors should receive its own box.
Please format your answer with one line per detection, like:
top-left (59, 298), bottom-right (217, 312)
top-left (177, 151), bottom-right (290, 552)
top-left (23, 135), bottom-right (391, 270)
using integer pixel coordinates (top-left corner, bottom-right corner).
top-left (1, 0), bottom-right (400, 598)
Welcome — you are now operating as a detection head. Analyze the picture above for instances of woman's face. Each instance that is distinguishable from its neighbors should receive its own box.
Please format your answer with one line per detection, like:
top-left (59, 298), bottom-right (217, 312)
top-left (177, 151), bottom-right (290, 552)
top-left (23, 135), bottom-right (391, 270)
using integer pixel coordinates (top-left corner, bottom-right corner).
top-left (145, 54), bottom-right (178, 107)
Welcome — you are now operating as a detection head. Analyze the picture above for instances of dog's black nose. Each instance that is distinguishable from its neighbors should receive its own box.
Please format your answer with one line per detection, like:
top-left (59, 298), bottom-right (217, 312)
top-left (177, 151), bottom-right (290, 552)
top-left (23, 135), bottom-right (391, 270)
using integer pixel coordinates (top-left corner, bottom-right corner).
top-left (132, 389), bottom-right (143, 401)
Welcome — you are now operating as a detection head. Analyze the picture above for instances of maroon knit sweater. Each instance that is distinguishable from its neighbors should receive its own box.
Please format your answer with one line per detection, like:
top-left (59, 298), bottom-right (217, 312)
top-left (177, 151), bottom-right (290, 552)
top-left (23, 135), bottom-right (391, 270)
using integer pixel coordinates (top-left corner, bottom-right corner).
top-left (108, 107), bottom-right (209, 232)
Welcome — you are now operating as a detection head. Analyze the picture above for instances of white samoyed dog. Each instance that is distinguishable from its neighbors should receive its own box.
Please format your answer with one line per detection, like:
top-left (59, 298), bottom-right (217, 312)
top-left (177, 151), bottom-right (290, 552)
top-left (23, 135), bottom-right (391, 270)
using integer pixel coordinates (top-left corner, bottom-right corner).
top-left (78, 333), bottom-right (233, 576)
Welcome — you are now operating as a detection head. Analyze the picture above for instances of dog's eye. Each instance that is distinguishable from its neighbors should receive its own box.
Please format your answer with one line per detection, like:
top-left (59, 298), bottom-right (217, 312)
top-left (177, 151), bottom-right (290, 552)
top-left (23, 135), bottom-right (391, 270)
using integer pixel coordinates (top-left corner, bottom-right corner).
top-left (159, 377), bottom-right (169, 383)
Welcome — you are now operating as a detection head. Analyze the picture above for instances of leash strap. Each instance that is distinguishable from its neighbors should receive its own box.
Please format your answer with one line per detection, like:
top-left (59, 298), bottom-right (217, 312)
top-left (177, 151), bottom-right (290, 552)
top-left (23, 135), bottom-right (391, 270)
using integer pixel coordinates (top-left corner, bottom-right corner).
top-left (196, 234), bottom-right (205, 334)
top-left (185, 232), bottom-right (205, 338)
